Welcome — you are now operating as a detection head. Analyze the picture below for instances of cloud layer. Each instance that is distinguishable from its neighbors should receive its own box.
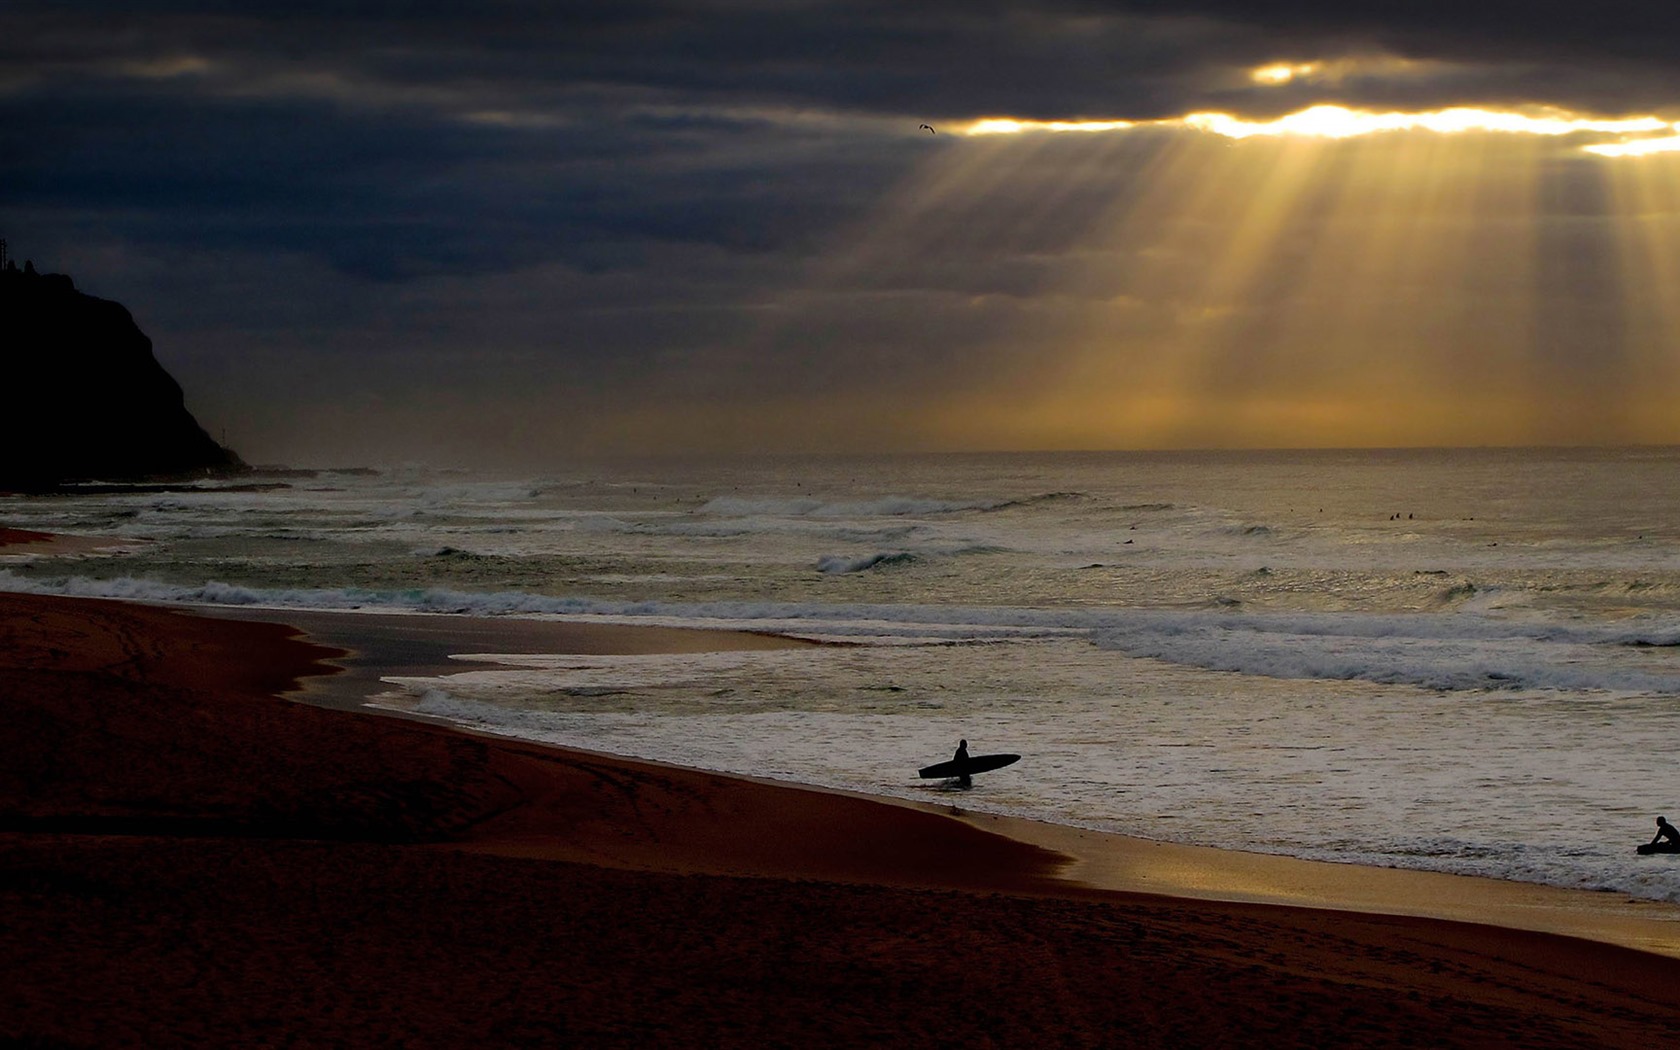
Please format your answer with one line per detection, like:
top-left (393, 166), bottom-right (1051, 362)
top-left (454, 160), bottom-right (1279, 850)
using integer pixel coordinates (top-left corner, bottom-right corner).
top-left (6, 2), bottom-right (1680, 464)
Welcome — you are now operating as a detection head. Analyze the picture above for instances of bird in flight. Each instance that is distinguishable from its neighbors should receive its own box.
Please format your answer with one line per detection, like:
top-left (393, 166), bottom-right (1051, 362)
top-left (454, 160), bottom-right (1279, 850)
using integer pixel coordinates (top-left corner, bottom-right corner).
top-left (919, 124), bottom-right (936, 134)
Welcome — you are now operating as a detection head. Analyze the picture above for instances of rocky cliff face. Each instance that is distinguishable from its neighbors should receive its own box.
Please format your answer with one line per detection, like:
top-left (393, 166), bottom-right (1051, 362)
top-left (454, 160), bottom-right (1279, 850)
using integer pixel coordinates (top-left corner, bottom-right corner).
top-left (1, 266), bottom-right (245, 490)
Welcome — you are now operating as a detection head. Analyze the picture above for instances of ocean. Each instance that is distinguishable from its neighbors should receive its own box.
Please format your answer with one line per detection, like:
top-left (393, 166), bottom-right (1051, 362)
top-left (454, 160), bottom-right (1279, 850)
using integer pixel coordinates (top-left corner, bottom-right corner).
top-left (6, 447), bottom-right (1680, 901)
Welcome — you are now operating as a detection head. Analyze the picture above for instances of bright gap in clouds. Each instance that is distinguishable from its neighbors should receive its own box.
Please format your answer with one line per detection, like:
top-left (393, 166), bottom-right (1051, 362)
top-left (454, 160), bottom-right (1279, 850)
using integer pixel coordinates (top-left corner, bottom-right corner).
top-left (963, 105), bottom-right (1679, 156)
top-left (1251, 62), bottom-right (1322, 85)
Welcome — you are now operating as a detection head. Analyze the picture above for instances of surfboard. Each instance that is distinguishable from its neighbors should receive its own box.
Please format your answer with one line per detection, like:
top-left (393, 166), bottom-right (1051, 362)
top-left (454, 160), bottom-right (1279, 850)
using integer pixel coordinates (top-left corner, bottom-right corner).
top-left (1637, 841), bottom-right (1680, 855)
top-left (917, 753), bottom-right (1020, 779)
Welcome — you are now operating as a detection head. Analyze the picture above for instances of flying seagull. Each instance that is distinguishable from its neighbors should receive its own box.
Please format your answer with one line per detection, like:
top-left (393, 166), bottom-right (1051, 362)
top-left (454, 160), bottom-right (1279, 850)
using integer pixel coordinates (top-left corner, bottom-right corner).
top-left (920, 124), bottom-right (935, 134)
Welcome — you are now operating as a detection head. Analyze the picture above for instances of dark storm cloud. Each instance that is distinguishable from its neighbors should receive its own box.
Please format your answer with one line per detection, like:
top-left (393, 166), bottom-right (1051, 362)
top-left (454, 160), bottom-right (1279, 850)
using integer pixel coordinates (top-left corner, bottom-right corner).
top-left (0, 53), bottom-right (890, 278)
top-left (1118, 0), bottom-right (1680, 64)
top-left (1113, 1), bottom-right (1680, 114)
top-left (7, 2), bottom-right (1675, 272)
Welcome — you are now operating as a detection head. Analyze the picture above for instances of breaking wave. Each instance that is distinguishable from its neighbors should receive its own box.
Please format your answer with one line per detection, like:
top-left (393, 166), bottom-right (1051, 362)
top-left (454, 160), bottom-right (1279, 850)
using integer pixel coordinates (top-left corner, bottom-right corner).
top-left (1089, 610), bottom-right (1680, 693)
top-left (697, 491), bottom-right (1085, 519)
top-left (7, 569), bottom-right (1680, 694)
top-left (700, 496), bottom-right (994, 518)
top-left (987, 492), bottom-right (1087, 511)
top-left (816, 552), bottom-right (917, 574)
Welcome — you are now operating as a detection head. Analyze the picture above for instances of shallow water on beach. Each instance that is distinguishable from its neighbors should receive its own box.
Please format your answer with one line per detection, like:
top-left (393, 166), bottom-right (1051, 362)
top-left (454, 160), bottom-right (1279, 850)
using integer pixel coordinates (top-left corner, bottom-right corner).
top-left (7, 447), bottom-right (1680, 901)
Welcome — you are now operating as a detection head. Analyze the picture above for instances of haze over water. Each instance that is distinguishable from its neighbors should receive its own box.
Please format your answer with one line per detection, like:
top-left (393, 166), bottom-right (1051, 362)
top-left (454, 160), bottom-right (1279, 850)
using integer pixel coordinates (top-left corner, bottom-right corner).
top-left (6, 447), bottom-right (1680, 901)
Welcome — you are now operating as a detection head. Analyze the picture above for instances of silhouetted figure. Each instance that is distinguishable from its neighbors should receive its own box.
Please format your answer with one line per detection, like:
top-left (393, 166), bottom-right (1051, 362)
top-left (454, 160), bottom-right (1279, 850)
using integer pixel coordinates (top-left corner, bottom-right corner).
top-left (1652, 816), bottom-right (1680, 849)
top-left (916, 744), bottom-right (1020, 785)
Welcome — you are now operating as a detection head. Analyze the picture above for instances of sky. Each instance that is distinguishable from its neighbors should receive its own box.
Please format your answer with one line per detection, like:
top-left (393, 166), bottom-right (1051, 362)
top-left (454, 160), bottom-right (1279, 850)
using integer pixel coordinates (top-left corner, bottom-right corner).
top-left (9, 1), bottom-right (1680, 467)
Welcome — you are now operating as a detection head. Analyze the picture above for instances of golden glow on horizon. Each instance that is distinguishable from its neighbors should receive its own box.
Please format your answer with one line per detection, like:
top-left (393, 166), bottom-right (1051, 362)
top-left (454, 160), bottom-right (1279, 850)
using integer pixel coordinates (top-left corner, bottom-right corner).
top-left (963, 104), bottom-right (1676, 156)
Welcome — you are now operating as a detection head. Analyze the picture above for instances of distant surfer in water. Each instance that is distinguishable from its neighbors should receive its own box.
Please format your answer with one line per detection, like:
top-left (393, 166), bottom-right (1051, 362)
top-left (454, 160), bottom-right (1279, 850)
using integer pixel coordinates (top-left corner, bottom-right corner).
top-left (954, 738), bottom-right (971, 788)
top-left (1652, 816), bottom-right (1680, 850)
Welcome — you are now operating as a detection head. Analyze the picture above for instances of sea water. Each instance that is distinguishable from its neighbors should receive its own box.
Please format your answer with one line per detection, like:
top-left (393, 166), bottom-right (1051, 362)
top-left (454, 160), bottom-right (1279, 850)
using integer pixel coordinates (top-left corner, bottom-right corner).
top-left (6, 448), bottom-right (1680, 901)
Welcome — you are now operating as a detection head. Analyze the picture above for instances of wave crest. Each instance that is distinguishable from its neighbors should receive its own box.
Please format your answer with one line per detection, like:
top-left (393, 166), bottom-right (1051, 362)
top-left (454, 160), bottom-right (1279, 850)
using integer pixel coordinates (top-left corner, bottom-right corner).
top-left (8, 569), bottom-right (1680, 694)
top-left (816, 552), bottom-right (917, 574)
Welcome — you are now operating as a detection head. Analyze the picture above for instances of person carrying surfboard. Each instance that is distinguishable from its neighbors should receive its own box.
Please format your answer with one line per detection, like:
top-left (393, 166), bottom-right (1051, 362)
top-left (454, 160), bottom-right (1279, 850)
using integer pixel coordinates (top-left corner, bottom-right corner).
top-left (915, 743), bottom-right (1018, 786)
top-left (1651, 816), bottom-right (1680, 850)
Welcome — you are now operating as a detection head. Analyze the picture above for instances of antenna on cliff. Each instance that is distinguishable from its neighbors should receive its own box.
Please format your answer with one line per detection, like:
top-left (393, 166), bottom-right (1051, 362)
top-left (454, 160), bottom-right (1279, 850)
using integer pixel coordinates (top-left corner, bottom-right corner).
top-left (0, 239), bottom-right (8, 270)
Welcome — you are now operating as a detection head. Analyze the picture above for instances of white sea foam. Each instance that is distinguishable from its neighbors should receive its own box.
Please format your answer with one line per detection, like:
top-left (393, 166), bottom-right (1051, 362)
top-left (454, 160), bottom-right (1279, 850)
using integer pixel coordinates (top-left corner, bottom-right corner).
top-left (8, 569), bottom-right (1680, 695)
top-left (1091, 612), bottom-right (1680, 693)
top-left (701, 495), bottom-right (1001, 518)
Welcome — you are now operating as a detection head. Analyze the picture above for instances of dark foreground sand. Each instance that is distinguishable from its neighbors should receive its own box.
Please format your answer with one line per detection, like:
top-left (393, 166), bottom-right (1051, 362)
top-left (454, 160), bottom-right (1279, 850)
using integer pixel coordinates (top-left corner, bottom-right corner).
top-left (4, 591), bottom-right (1680, 1048)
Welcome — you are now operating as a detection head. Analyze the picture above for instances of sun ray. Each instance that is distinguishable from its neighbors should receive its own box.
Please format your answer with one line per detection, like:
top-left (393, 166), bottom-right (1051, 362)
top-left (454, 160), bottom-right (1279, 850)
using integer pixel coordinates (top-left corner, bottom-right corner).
top-left (740, 95), bottom-right (1680, 451)
top-left (1603, 153), bottom-right (1680, 439)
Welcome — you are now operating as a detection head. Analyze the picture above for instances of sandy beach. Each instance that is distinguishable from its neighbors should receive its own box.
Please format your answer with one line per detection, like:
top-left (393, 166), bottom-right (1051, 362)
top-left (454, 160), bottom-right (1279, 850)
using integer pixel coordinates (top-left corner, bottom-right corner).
top-left (5, 589), bottom-right (1680, 1047)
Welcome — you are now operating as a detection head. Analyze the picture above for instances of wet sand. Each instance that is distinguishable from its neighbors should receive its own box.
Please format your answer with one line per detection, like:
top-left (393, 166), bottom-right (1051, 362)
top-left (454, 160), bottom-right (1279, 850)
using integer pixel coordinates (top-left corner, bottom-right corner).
top-left (4, 590), bottom-right (1680, 1047)
top-left (0, 526), bottom-right (54, 546)
top-left (209, 603), bottom-right (1680, 959)
top-left (0, 526), bottom-right (138, 558)
top-left (191, 604), bottom-right (830, 712)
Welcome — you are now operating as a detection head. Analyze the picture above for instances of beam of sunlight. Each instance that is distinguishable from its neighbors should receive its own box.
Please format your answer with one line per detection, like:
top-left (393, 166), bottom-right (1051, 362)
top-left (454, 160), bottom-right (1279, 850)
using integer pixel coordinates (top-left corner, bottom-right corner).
top-left (1603, 152), bottom-right (1680, 440)
top-left (1586, 135), bottom-right (1680, 157)
top-left (690, 107), bottom-right (1680, 452)
top-left (916, 127), bottom-right (1670, 449)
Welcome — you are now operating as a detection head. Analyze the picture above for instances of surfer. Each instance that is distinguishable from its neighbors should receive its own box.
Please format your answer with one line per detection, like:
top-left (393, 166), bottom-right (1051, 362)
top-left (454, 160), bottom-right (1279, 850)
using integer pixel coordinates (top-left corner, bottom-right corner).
top-left (916, 745), bottom-right (1017, 785)
top-left (1651, 816), bottom-right (1680, 850)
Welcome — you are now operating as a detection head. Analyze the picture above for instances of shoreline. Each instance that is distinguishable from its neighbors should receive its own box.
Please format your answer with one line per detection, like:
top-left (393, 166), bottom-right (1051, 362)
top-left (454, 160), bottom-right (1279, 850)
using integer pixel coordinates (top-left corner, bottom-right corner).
top-left (436, 741), bottom-right (1680, 960)
top-left (7, 591), bottom-right (1680, 1044)
top-left (196, 598), bottom-right (1680, 958)
top-left (21, 590), bottom-right (1680, 953)
top-left (186, 604), bottom-right (829, 712)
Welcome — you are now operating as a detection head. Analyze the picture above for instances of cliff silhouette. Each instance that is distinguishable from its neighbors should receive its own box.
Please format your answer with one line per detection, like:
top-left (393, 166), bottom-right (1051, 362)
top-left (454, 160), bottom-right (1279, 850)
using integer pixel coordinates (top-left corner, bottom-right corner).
top-left (1, 263), bottom-right (245, 490)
